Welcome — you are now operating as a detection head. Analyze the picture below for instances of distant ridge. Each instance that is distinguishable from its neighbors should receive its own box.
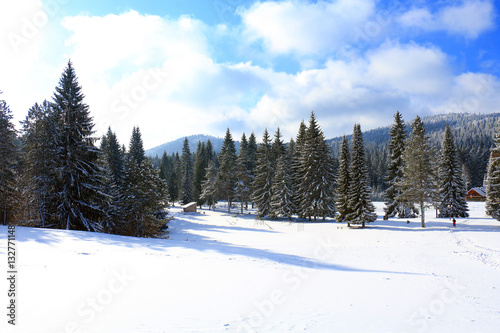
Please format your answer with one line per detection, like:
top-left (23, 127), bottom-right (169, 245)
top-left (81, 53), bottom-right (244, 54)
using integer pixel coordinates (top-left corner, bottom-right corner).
top-left (146, 134), bottom-right (240, 157)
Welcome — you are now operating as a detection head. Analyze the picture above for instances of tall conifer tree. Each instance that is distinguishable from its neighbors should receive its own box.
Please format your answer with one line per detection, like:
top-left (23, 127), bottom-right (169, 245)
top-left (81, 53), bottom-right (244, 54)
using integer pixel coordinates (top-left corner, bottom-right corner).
top-left (252, 129), bottom-right (274, 218)
top-left (486, 119), bottom-right (500, 220)
top-left (437, 125), bottom-right (469, 218)
top-left (180, 137), bottom-right (194, 205)
top-left (346, 124), bottom-right (376, 227)
top-left (335, 135), bottom-right (351, 222)
top-left (218, 128), bottom-right (237, 213)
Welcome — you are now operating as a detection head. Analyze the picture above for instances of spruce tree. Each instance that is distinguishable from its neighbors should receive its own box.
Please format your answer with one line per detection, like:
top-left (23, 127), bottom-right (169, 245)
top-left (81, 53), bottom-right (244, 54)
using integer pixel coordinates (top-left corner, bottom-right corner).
top-left (384, 111), bottom-right (418, 218)
top-left (271, 153), bottom-right (295, 220)
top-left (292, 121), bottom-right (307, 217)
top-left (236, 133), bottom-right (252, 213)
top-left (119, 127), bottom-right (168, 236)
top-left (486, 119), bottom-right (500, 220)
top-left (20, 100), bottom-right (59, 227)
top-left (0, 94), bottom-right (19, 225)
top-left (193, 141), bottom-right (207, 206)
top-left (218, 128), bottom-right (237, 213)
top-left (51, 61), bottom-right (106, 231)
top-left (200, 160), bottom-right (218, 210)
top-left (180, 137), bottom-right (194, 205)
top-left (437, 125), bottom-right (469, 218)
top-left (335, 135), bottom-right (351, 222)
top-left (398, 116), bottom-right (438, 228)
top-left (252, 129), bottom-right (274, 218)
top-left (297, 112), bottom-right (336, 221)
top-left (346, 124), bottom-right (376, 227)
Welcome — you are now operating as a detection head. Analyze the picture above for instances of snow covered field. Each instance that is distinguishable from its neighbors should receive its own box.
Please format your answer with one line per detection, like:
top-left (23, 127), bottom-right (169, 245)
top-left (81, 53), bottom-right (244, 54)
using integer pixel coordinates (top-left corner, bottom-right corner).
top-left (1, 202), bottom-right (499, 333)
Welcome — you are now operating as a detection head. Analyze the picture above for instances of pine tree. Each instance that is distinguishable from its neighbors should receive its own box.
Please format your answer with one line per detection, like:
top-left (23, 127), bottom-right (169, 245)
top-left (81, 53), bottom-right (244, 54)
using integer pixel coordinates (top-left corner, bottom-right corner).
top-left (180, 137), bottom-right (194, 205)
top-left (218, 128), bottom-right (237, 213)
top-left (20, 100), bottom-right (59, 227)
top-left (297, 112), bottom-right (336, 221)
top-left (200, 160), bottom-right (218, 210)
top-left (384, 111), bottom-right (418, 218)
top-left (398, 116), bottom-right (438, 228)
top-left (271, 153), bottom-right (295, 220)
top-left (236, 133), bottom-right (252, 213)
top-left (51, 61), bottom-right (106, 231)
top-left (193, 141), bottom-right (207, 206)
top-left (486, 119), bottom-right (500, 220)
top-left (346, 124), bottom-right (376, 227)
top-left (292, 121), bottom-right (308, 217)
top-left (167, 152), bottom-right (181, 205)
top-left (335, 135), bottom-right (351, 222)
top-left (437, 125), bottom-right (469, 218)
top-left (0, 93), bottom-right (19, 225)
top-left (118, 127), bottom-right (168, 237)
top-left (252, 129), bottom-right (274, 218)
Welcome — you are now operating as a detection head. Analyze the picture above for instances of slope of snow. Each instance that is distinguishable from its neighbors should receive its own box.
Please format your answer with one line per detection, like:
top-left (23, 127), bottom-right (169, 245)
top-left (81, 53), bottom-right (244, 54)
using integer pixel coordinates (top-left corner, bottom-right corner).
top-left (1, 202), bottom-right (499, 333)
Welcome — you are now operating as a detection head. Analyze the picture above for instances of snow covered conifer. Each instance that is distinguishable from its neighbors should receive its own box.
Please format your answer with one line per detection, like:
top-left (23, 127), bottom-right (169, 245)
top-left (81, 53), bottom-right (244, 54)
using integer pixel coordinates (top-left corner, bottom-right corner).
top-left (346, 124), bottom-right (376, 227)
top-left (51, 61), bottom-right (106, 231)
top-left (200, 160), bottom-right (218, 210)
top-left (271, 153), bottom-right (295, 220)
top-left (384, 111), bottom-right (418, 218)
top-left (236, 133), bottom-right (252, 213)
top-left (298, 112), bottom-right (336, 221)
top-left (252, 129), bottom-right (274, 218)
top-left (398, 116), bottom-right (438, 228)
top-left (180, 137), bottom-right (194, 205)
top-left (218, 128), bottom-right (237, 213)
top-left (291, 121), bottom-right (307, 217)
top-left (193, 142), bottom-right (207, 206)
top-left (437, 124), bottom-right (469, 218)
top-left (335, 135), bottom-right (351, 222)
top-left (486, 119), bottom-right (500, 220)
top-left (0, 94), bottom-right (19, 225)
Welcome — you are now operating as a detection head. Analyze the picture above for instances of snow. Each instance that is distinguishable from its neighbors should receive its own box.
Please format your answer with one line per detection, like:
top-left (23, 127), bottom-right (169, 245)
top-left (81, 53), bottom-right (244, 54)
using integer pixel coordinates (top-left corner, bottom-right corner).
top-left (1, 202), bottom-right (500, 333)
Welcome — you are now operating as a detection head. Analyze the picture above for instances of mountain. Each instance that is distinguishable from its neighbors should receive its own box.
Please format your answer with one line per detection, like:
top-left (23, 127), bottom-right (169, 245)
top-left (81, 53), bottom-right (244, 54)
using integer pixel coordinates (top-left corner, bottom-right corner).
top-left (146, 134), bottom-right (239, 157)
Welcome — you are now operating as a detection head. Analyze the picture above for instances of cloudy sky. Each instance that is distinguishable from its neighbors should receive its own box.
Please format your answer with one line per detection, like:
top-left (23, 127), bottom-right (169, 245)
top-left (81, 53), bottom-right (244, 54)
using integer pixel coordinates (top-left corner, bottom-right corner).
top-left (1, 0), bottom-right (499, 149)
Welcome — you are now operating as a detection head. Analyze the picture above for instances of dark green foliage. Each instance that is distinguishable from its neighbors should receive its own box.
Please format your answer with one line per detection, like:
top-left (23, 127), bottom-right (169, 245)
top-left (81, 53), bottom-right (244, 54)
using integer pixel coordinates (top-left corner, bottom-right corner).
top-left (297, 112), bottom-right (336, 221)
top-left (335, 135), bottom-right (351, 222)
top-left (0, 94), bottom-right (19, 225)
top-left (252, 129), bottom-right (274, 218)
top-left (271, 152), bottom-right (295, 220)
top-left (398, 116), bottom-right (438, 228)
top-left (50, 61), bottom-right (106, 232)
top-left (384, 111), bottom-right (418, 218)
top-left (437, 125), bottom-right (469, 218)
top-left (346, 124), bottom-right (376, 227)
top-left (236, 133), bottom-right (252, 213)
top-left (180, 138), bottom-right (194, 205)
top-left (218, 128), bottom-right (237, 213)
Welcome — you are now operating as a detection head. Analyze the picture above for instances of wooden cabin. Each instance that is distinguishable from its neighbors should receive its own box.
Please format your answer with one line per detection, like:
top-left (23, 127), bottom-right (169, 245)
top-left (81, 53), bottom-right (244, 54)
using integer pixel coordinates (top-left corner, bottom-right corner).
top-left (466, 187), bottom-right (486, 201)
top-left (181, 202), bottom-right (198, 213)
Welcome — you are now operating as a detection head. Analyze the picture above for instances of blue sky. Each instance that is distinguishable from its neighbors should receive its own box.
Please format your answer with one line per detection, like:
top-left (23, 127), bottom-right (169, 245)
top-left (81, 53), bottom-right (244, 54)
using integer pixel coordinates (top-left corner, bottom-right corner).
top-left (1, 0), bottom-right (499, 149)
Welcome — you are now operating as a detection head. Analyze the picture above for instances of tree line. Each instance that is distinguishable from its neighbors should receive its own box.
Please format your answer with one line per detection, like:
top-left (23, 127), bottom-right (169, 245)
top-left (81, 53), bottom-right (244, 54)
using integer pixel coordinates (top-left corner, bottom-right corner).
top-left (0, 61), bottom-right (168, 237)
top-left (0, 62), bottom-right (486, 236)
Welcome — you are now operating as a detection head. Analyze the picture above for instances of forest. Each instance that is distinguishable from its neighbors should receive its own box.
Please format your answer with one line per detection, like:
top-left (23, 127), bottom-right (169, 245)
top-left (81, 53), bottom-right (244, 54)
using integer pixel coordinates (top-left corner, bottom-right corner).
top-left (1, 62), bottom-right (498, 237)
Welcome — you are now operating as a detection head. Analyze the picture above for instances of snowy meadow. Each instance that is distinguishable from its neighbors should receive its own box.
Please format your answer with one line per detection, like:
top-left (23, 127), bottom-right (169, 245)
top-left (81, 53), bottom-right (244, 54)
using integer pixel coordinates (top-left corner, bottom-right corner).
top-left (1, 201), bottom-right (499, 333)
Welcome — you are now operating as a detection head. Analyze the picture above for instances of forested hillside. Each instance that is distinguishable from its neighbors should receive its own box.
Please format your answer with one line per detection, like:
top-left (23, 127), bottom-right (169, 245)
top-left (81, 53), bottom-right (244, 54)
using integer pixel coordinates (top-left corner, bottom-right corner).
top-left (329, 113), bottom-right (499, 199)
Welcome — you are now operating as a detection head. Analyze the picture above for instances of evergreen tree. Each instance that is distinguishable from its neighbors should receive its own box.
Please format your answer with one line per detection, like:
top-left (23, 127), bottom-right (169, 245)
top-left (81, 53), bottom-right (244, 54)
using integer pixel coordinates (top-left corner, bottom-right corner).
top-left (437, 125), bottom-right (469, 218)
top-left (252, 129), bottom-right (274, 218)
top-left (384, 111), bottom-right (417, 218)
top-left (167, 152), bottom-right (181, 204)
top-left (297, 112), bottom-right (336, 221)
top-left (218, 128), bottom-right (237, 213)
top-left (193, 142), bottom-right (207, 206)
top-left (335, 135), bottom-right (351, 222)
top-left (292, 121), bottom-right (308, 217)
top-left (247, 132), bottom-right (258, 207)
top-left (271, 127), bottom-right (286, 163)
top-left (398, 116), bottom-right (438, 228)
top-left (200, 160), bottom-right (218, 210)
top-left (118, 127), bottom-right (168, 237)
top-left (0, 93), bottom-right (19, 225)
top-left (180, 137), bottom-right (194, 205)
top-left (346, 124), bottom-right (376, 227)
top-left (236, 133), bottom-right (252, 213)
top-left (271, 153), bottom-right (295, 220)
top-left (51, 61), bottom-right (105, 231)
top-left (20, 101), bottom-right (59, 227)
top-left (486, 119), bottom-right (500, 220)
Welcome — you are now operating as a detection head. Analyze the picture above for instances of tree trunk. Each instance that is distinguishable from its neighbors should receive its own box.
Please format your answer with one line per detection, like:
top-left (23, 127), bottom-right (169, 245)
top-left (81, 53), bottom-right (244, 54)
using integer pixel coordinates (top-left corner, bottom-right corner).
top-left (420, 201), bottom-right (425, 228)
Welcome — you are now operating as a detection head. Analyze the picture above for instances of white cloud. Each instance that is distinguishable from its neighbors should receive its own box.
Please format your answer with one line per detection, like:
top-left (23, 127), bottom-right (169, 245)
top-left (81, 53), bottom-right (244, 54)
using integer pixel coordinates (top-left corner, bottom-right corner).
top-left (398, 0), bottom-right (495, 38)
top-left (240, 0), bottom-right (375, 55)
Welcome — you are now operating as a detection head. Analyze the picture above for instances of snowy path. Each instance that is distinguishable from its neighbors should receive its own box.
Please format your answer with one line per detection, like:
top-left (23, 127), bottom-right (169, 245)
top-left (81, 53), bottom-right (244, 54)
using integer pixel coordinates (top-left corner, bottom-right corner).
top-left (0, 202), bottom-right (499, 333)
